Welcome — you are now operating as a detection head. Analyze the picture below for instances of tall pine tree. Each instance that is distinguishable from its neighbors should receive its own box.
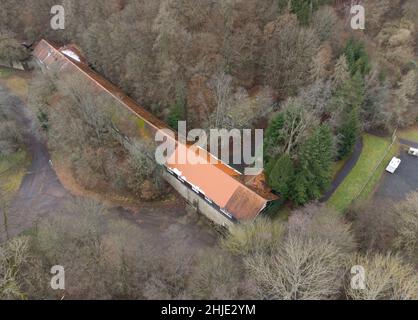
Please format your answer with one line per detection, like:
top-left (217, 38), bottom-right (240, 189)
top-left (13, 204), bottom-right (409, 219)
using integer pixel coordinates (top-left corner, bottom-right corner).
top-left (336, 72), bottom-right (363, 158)
top-left (267, 154), bottom-right (295, 200)
top-left (292, 124), bottom-right (334, 204)
top-left (294, 124), bottom-right (334, 204)
top-left (344, 38), bottom-right (371, 77)
top-left (264, 112), bottom-right (285, 164)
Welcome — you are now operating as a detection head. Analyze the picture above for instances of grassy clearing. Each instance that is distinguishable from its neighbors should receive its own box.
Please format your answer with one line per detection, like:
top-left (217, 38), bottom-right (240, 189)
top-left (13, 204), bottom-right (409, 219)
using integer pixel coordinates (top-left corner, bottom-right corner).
top-left (0, 150), bottom-right (30, 198)
top-left (328, 134), bottom-right (398, 212)
top-left (0, 67), bottom-right (13, 78)
top-left (359, 141), bottom-right (400, 201)
top-left (0, 67), bottom-right (30, 100)
top-left (5, 77), bottom-right (28, 98)
top-left (398, 126), bottom-right (418, 143)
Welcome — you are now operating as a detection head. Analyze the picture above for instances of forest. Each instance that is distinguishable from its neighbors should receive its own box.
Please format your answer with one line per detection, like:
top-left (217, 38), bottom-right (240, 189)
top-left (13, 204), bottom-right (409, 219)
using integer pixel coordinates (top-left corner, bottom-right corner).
top-left (1, 0), bottom-right (418, 203)
top-left (0, 0), bottom-right (417, 300)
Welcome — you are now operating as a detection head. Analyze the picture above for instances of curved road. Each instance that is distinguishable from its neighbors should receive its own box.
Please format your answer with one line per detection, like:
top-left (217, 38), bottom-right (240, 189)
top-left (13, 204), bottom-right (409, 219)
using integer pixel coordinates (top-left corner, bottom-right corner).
top-left (321, 138), bottom-right (363, 202)
top-left (1, 85), bottom-right (216, 249)
top-left (1, 85), bottom-right (70, 241)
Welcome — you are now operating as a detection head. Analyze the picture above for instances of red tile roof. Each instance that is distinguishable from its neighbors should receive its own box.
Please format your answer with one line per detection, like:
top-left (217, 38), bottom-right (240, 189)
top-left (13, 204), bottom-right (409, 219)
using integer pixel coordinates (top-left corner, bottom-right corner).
top-left (33, 39), bottom-right (278, 221)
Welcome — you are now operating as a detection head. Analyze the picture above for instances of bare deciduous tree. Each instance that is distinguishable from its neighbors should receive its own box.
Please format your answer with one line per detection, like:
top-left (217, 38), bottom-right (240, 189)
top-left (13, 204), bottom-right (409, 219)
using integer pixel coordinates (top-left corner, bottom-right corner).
top-left (289, 204), bottom-right (357, 255)
top-left (186, 251), bottom-right (248, 299)
top-left (266, 98), bottom-right (319, 160)
top-left (0, 32), bottom-right (29, 63)
top-left (362, 67), bottom-right (392, 131)
top-left (392, 70), bottom-right (418, 127)
top-left (348, 200), bottom-right (398, 253)
top-left (263, 13), bottom-right (319, 96)
top-left (246, 235), bottom-right (347, 300)
top-left (207, 71), bottom-right (233, 129)
top-left (345, 252), bottom-right (418, 300)
top-left (393, 192), bottom-right (418, 264)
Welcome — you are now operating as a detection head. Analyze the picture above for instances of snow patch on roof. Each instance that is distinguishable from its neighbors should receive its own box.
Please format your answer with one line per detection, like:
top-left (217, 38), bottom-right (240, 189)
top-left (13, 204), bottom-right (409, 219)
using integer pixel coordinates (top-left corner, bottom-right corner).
top-left (61, 49), bottom-right (81, 62)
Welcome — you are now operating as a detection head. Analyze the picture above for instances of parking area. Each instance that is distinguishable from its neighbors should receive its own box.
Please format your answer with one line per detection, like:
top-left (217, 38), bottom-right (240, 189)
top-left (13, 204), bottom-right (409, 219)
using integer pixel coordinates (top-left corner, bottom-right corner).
top-left (374, 141), bottom-right (418, 200)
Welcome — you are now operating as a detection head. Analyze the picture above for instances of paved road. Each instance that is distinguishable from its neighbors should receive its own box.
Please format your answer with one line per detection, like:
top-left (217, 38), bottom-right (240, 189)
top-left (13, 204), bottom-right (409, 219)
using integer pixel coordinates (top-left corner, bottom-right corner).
top-left (1, 85), bottom-right (216, 249)
top-left (399, 138), bottom-right (418, 149)
top-left (321, 138), bottom-right (363, 202)
top-left (374, 139), bottom-right (418, 201)
top-left (1, 86), bottom-right (70, 241)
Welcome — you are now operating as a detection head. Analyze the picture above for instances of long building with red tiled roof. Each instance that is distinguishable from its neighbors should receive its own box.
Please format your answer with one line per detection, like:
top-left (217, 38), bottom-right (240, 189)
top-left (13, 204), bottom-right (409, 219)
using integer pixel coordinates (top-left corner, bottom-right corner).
top-left (33, 39), bottom-right (279, 228)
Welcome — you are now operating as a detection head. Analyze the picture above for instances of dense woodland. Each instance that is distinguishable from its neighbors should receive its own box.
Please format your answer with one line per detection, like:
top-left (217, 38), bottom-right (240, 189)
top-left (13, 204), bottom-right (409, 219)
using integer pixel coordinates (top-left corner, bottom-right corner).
top-left (0, 0), bottom-right (417, 300)
top-left (29, 70), bottom-right (168, 200)
top-left (1, 194), bottom-right (417, 299)
top-left (2, 0), bottom-right (418, 204)
top-left (1, 0), bottom-right (418, 203)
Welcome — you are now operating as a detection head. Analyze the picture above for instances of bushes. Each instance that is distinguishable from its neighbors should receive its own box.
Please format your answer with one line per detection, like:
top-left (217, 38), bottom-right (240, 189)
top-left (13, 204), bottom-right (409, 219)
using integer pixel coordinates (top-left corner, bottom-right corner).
top-left (0, 237), bottom-right (29, 299)
top-left (221, 218), bottom-right (285, 257)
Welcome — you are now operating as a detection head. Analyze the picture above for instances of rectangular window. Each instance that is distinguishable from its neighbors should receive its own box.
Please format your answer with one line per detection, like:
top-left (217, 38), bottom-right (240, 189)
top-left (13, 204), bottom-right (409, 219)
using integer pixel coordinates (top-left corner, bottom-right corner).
top-left (220, 208), bottom-right (233, 219)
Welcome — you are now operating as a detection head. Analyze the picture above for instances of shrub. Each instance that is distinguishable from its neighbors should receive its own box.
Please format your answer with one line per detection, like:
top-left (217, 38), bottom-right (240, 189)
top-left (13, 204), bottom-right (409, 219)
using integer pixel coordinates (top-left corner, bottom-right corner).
top-left (221, 218), bottom-right (285, 257)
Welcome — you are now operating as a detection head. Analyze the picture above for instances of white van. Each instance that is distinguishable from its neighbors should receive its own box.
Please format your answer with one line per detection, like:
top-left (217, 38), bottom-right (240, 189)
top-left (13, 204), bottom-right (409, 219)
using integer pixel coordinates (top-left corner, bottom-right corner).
top-left (408, 147), bottom-right (418, 157)
top-left (386, 157), bottom-right (401, 174)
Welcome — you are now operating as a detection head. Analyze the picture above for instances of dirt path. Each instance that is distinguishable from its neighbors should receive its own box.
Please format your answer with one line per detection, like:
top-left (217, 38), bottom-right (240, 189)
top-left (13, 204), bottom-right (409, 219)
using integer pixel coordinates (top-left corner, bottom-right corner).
top-left (321, 138), bottom-right (363, 202)
top-left (1, 85), bottom-right (217, 249)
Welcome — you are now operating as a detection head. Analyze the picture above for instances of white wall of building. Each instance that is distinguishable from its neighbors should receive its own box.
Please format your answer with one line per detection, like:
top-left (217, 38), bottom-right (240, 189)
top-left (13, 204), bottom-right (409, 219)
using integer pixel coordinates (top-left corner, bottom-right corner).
top-left (162, 171), bottom-right (235, 229)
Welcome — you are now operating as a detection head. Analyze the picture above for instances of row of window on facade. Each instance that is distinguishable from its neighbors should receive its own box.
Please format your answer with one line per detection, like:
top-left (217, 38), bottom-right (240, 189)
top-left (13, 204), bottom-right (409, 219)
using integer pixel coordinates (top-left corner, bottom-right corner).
top-left (165, 166), bottom-right (235, 221)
